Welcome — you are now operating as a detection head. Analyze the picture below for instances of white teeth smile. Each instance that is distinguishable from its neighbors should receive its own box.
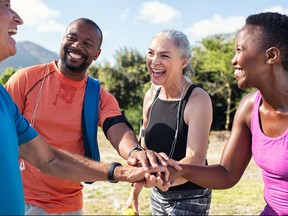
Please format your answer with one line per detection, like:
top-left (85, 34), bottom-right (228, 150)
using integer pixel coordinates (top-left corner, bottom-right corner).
top-left (8, 28), bottom-right (17, 35)
top-left (69, 52), bottom-right (83, 59)
top-left (153, 69), bottom-right (164, 73)
top-left (234, 69), bottom-right (242, 75)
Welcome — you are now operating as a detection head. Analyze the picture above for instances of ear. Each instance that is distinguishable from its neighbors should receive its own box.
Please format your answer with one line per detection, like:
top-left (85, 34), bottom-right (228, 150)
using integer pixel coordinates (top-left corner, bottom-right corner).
top-left (93, 49), bottom-right (101, 61)
top-left (265, 47), bottom-right (279, 64)
top-left (181, 57), bottom-right (189, 69)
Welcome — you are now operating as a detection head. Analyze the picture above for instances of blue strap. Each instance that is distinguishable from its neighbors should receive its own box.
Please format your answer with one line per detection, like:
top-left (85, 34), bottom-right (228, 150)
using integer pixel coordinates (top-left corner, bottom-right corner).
top-left (82, 77), bottom-right (100, 162)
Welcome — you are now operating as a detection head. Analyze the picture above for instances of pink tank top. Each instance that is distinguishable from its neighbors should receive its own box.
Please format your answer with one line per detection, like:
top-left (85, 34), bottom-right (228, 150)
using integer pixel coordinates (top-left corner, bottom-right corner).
top-left (251, 91), bottom-right (288, 215)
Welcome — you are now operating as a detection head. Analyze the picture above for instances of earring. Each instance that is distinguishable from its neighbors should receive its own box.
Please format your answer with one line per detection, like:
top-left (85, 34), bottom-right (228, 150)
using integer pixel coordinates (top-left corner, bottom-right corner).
top-left (265, 60), bottom-right (269, 64)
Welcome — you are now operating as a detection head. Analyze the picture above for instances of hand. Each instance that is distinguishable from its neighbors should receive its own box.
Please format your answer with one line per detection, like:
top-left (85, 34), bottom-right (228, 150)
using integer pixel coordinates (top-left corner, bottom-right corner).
top-left (127, 150), bottom-right (169, 171)
top-left (158, 153), bottom-right (182, 181)
top-left (143, 172), bottom-right (171, 191)
top-left (119, 164), bottom-right (169, 183)
top-left (143, 156), bottom-right (182, 190)
top-left (122, 182), bottom-right (144, 216)
top-left (167, 164), bottom-right (183, 182)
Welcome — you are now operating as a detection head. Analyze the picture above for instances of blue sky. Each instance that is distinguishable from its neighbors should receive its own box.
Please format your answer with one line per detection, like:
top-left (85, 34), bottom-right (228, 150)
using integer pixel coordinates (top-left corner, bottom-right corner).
top-left (12, 0), bottom-right (288, 65)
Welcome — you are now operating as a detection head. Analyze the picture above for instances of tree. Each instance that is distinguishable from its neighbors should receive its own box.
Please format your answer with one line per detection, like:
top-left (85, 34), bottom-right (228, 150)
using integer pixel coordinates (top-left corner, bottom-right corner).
top-left (0, 67), bottom-right (16, 85)
top-left (87, 47), bottom-right (150, 132)
top-left (192, 35), bottom-right (241, 130)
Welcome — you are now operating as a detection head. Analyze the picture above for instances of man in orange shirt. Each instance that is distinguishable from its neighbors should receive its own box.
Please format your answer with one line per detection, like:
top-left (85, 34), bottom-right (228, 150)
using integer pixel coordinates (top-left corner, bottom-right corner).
top-left (5, 18), bottom-right (173, 215)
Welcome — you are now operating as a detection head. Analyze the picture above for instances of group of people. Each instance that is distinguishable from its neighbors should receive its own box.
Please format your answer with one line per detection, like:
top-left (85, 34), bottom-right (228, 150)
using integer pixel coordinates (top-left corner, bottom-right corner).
top-left (1, 0), bottom-right (287, 215)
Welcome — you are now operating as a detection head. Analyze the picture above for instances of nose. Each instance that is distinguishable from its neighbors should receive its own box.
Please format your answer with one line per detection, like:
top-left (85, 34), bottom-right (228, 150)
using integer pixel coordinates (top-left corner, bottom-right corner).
top-left (151, 55), bottom-right (161, 66)
top-left (231, 53), bottom-right (237, 66)
top-left (13, 10), bottom-right (24, 25)
top-left (71, 41), bottom-right (82, 50)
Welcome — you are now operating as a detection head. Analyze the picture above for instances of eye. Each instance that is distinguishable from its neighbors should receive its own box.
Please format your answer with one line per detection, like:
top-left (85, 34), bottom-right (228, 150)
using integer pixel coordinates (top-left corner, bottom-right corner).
top-left (5, 3), bottom-right (11, 9)
top-left (66, 35), bottom-right (77, 41)
top-left (161, 54), bottom-right (170, 59)
top-left (235, 46), bottom-right (242, 53)
top-left (147, 51), bottom-right (154, 56)
top-left (84, 41), bottom-right (94, 47)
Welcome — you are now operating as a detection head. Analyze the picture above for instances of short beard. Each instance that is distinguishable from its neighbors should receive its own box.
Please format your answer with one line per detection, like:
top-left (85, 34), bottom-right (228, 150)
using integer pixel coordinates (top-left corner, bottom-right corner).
top-left (61, 50), bottom-right (88, 73)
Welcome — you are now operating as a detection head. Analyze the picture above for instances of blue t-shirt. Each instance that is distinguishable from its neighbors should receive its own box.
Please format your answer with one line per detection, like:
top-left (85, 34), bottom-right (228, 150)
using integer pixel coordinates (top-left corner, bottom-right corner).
top-left (0, 85), bottom-right (38, 215)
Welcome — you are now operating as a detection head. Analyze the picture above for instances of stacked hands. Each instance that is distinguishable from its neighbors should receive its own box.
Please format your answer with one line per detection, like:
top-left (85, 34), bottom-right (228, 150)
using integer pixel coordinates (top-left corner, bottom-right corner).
top-left (118, 148), bottom-right (182, 215)
top-left (126, 149), bottom-right (181, 188)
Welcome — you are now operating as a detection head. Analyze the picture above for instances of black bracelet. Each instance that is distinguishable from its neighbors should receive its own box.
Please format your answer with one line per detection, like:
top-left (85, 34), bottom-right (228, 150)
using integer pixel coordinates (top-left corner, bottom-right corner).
top-left (108, 162), bottom-right (122, 183)
top-left (127, 145), bottom-right (144, 157)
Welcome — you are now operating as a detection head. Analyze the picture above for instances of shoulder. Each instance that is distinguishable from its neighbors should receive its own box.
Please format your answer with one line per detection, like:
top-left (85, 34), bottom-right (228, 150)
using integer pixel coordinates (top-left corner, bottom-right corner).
top-left (18, 62), bottom-right (50, 74)
top-left (186, 85), bottom-right (212, 109)
top-left (100, 86), bottom-right (115, 100)
top-left (237, 91), bottom-right (257, 111)
top-left (233, 91), bottom-right (257, 127)
top-left (190, 85), bottom-right (210, 99)
top-left (8, 63), bottom-right (51, 83)
top-left (143, 85), bottom-right (159, 109)
top-left (99, 87), bottom-right (121, 111)
top-left (0, 85), bottom-right (13, 104)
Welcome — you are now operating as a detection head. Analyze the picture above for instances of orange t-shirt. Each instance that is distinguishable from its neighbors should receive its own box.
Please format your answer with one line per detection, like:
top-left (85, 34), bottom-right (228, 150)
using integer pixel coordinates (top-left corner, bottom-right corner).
top-left (5, 61), bottom-right (121, 213)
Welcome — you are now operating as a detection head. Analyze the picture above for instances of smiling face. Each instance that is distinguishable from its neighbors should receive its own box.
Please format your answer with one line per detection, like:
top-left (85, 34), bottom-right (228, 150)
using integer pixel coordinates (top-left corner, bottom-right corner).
top-left (146, 34), bottom-right (188, 86)
top-left (0, 0), bottom-right (23, 61)
top-left (231, 24), bottom-right (267, 90)
top-left (58, 19), bottom-right (102, 80)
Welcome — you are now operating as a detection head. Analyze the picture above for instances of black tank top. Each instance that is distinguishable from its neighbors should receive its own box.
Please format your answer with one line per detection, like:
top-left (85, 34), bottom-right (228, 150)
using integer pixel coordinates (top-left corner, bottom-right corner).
top-left (145, 84), bottom-right (206, 191)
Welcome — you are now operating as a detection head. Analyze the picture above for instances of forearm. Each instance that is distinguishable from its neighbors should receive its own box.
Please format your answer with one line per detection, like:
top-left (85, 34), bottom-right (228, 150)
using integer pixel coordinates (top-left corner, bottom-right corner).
top-left (171, 152), bottom-right (207, 186)
top-left (20, 136), bottom-right (146, 183)
top-left (107, 123), bottom-right (139, 159)
top-left (39, 147), bottom-right (109, 182)
top-left (179, 163), bottom-right (241, 189)
top-left (118, 130), bottom-right (140, 159)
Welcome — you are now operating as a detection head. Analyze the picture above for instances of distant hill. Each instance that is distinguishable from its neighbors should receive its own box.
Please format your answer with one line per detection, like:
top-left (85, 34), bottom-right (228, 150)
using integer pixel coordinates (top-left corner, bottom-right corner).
top-left (0, 41), bottom-right (58, 74)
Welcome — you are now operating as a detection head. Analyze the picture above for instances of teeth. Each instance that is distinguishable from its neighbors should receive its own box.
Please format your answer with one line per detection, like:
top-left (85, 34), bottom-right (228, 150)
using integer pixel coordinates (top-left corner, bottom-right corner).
top-left (234, 69), bottom-right (242, 75)
top-left (153, 69), bottom-right (164, 73)
top-left (8, 28), bottom-right (17, 35)
top-left (69, 52), bottom-right (83, 59)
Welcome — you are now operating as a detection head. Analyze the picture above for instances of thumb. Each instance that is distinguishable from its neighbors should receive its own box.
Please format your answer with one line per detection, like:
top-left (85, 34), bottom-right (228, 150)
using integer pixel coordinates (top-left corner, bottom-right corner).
top-left (127, 156), bottom-right (137, 166)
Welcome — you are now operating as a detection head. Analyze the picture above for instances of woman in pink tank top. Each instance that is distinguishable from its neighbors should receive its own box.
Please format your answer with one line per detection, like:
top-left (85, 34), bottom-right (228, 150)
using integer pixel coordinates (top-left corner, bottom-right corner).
top-left (162, 12), bottom-right (288, 215)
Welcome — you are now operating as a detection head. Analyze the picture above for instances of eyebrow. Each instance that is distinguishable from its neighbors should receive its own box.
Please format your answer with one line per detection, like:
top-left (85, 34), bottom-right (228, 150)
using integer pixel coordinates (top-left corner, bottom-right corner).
top-left (148, 48), bottom-right (172, 55)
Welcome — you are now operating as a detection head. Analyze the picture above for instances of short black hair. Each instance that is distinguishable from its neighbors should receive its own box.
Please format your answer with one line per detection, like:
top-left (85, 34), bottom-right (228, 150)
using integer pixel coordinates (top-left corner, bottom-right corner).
top-left (69, 18), bottom-right (103, 49)
top-left (246, 12), bottom-right (288, 70)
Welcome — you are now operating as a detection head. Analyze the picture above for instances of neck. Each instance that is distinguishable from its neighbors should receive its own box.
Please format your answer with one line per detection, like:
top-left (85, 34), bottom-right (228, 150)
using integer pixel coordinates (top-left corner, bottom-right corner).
top-left (160, 77), bottom-right (187, 100)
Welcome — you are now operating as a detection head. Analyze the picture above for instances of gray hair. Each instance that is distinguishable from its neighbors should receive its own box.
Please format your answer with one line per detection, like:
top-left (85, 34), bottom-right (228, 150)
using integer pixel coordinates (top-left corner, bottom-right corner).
top-left (153, 29), bottom-right (194, 76)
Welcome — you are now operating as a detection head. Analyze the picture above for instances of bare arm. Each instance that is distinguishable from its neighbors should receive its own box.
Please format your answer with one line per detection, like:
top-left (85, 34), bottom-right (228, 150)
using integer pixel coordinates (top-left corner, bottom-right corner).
top-left (169, 93), bottom-right (255, 189)
top-left (19, 135), bottom-right (159, 183)
top-left (170, 87), bottom-right (213, 186)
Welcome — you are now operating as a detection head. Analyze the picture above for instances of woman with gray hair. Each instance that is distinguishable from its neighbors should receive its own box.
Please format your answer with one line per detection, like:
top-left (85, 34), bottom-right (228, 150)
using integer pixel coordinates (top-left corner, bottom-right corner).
top-left (124, 29), bottom-right (212, 215)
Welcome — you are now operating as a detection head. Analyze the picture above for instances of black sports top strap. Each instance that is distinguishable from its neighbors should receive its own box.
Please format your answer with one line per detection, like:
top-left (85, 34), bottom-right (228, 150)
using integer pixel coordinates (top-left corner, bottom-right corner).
top-left (183, 84), bottom-right (197, 101)
top-left (154, 87), bottom-right (161, 100)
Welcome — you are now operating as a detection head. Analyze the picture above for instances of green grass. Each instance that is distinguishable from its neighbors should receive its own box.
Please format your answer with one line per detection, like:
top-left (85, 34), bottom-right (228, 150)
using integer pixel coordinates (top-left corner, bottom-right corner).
top-left (83, 130), bottom-right (265, 215)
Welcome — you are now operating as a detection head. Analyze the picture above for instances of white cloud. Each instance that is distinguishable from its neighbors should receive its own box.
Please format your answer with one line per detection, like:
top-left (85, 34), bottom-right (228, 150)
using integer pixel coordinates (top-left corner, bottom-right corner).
top-left (138, 1), bottom-right (181, 24)
top-left (185, 14), bottom-right (245, 44)
top-left (12, 0), bottom-right (65, 33)
top-left (262, 5), bottom-right (288, 15)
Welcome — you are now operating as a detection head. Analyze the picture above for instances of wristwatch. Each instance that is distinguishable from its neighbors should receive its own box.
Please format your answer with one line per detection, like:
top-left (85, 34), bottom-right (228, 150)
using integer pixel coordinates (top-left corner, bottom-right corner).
top-left (128, 145), bottom-right (144, 157)
top-left (108, 162), bottom-right (122, 183)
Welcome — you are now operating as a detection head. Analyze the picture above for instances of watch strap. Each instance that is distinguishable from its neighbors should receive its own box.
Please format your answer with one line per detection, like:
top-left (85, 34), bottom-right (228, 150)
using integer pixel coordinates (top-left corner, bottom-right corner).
top-left (127, 145), bottom-right (144, 157)
top-left (108, 162), bottom-right (122, 183)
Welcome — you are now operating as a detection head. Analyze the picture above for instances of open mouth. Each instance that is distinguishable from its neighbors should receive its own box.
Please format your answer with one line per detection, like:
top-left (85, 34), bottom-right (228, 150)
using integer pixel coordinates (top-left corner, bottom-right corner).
top-left (66, 48), bottom-right (86, 60)
top-left (152, 69), bottom-right (165, 77)
top-left (234, 68), bottom-right (243, 75)
top-left (8, 28), bottom-right (17, 36)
